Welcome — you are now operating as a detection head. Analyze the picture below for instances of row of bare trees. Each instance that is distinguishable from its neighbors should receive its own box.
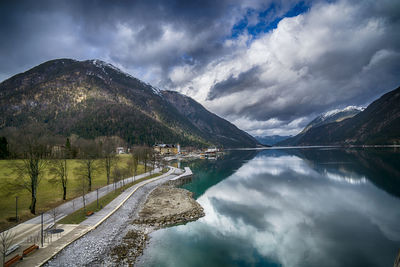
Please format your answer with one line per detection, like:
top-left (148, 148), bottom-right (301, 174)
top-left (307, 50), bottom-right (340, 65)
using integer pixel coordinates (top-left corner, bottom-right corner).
top-left (1, 126), bottom-right (162, 215)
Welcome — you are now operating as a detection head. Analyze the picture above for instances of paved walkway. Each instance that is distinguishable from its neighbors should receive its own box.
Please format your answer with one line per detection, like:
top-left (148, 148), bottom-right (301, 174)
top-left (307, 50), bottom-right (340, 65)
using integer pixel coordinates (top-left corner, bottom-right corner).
top-left (4, 168), bottom-right (163, 248)
top-left (2, 167), bottom-right (184, 266)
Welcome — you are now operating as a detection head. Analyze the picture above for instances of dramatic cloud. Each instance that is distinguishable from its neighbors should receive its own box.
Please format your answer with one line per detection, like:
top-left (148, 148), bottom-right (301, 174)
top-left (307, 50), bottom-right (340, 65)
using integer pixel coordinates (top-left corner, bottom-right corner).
top-left (171, 0), bottom-right (400, 135)
top-left (1, 0), bottom-right (399, 135)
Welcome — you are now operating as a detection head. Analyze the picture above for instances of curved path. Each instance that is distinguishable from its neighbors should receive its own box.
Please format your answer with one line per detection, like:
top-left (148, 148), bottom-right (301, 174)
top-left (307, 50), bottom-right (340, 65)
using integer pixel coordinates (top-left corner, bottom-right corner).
top-left (7, 168), bottom-right (164, 249)
top-left (14, 167), bottom-right (180, 267)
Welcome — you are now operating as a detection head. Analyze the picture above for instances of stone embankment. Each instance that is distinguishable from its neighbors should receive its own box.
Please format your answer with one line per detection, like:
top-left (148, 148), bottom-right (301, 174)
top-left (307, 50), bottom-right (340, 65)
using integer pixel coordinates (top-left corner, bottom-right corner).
top-left (110, 230), bottom-right (148, 266)
top-left (133, 185), bottom-right (205, 227)
top-left (110, 185), bottom-right (204, 265)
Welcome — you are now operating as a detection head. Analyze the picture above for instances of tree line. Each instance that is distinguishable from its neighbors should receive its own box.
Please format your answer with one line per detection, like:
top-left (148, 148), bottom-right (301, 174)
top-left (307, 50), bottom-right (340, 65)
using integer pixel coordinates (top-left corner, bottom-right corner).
top-left (0, 125), bottom-right (164, 215)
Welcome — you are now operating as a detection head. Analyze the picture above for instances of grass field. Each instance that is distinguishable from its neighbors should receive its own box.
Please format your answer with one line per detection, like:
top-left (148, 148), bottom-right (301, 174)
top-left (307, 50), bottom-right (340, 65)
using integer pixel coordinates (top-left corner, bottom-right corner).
top-left (0, 154), bottom-right (148, 232)
top-left (58, 170), bottom-right (166, 224)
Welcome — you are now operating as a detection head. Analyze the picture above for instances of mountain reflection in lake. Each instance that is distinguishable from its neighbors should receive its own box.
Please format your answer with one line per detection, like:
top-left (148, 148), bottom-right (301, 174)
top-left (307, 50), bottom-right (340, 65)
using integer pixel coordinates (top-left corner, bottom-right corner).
top-left (137, 148), bottom-right (400, 267)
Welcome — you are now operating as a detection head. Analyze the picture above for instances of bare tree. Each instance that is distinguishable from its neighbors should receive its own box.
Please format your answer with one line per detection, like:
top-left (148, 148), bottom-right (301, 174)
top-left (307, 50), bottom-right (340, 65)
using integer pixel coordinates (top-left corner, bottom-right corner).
top-left (75, 139), bottom-right (99, 192)
top-left (150, 149), bottom-right (157, 173)
top-left (49, 158), bottom-right (68, 200)
top-left (113, 165), bottom-right (131, 191)
top-left (112, 166), bottom-right (122, 191)
top-left (127, 156), bottom-right (134, 178)
top-left (49, 144), bottom-right (68, 200)
top-left (96, 136), bottom-right (122, 185)
top-left (76, 167), bottom-right (89, 214)
top-left (143, 146), bottom-right (149, 173)
top-left (134, 146), bottom-right (151, 173)
top-left (158, 155), bottom-right (167, 171)
top-left (103, 149), bottom-right (116, 186)
top-left (0, 230), bottom-right (15, 266)
top-left (154, 152), bottom-right (163, 169)
top-left (11, 129), bottom-right (50, 214)
top-left (50, 208), bottom-right (59, 229)
top-left (81, 174), bottom-right (87, 213)
top-left (130, 148), bottom-right (140, 179)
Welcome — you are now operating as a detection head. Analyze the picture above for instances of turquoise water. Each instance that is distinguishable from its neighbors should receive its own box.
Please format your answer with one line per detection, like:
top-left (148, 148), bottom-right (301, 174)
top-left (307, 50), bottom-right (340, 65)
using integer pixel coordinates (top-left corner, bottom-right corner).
top-left (138, 148), bottom-right (400, 267)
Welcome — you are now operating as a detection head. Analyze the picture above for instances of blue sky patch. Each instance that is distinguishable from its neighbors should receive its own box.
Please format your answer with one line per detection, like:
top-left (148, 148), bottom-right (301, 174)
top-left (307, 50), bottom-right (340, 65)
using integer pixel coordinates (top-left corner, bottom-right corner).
top-left (231, 1), bottom-right (310, 39)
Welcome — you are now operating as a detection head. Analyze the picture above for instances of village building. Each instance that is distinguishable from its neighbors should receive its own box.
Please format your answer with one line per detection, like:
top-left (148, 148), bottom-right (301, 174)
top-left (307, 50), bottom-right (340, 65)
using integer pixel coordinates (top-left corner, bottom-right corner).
top-left (205, 147), bottom-right (218, 154)
top-left (116, 147), bottom-right (125, 154)
top-left (153, 144), bottom-right (179, 155)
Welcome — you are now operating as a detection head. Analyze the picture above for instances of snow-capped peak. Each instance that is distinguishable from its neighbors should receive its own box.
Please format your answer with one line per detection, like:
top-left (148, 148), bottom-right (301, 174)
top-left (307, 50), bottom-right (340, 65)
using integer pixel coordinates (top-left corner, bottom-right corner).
top-left (150, 86), bottom-right (163, 97)
top-left (88, 59), bottom-right (164, 97)
top-left (322, 105), bottom-right (365, 119)
top-left (89, 59), bottom-right (122, 73)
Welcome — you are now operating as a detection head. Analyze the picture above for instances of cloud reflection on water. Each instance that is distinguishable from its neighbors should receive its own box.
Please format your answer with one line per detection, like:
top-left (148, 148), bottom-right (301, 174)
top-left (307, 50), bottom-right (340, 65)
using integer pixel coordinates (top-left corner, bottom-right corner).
top-left (140, 150), bottom-right (400, 267)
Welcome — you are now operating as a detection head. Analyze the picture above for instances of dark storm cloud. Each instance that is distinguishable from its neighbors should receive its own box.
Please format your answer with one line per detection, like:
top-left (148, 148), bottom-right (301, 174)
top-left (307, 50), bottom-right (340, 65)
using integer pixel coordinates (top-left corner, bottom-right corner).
top-left (0, 0), bottom-right (266, 83)
top-left (73, 0), bottom-right (236, 65)
top-left (199, 0), bottom-right (400, 135)
top-left (1, 0), bottom-right (399, 136)
top-left (0, 0), bottom-right (306, 81)
top-left (207, 66), bottom-right (263, 100)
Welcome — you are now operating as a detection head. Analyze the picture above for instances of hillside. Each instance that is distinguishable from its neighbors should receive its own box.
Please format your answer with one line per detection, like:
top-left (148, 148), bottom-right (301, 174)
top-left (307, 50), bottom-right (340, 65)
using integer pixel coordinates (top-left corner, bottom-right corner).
top-left (279, 106), bottom-right (362, 146)
top-left (0, 59), bottom-right (258, 148)
top-left (255, 135), bottom-right (290, 146)
top-left (277, 86), bottom-right (400, 146)
top-left (299, 106), bottom-right (362, 134)
top-left (161, 91), bottom-right (258, 148)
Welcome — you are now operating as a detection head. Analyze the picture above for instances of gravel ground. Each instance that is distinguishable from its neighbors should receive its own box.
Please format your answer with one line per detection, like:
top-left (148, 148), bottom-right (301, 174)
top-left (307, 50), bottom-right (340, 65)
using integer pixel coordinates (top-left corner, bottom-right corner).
top-left (45, 175), bottom-right (173, 267)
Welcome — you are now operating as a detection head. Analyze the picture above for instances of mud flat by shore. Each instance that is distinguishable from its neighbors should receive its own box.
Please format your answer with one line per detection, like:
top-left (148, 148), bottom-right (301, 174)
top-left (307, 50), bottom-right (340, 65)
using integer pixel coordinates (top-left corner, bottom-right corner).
top-left (110, 185), bottom-right (204, 266)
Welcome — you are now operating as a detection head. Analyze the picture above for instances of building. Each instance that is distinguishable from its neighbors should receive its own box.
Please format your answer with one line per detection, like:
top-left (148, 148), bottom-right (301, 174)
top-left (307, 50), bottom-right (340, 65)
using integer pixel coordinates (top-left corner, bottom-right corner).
top-left (116, 147), bottom-right (125, 154)
top-left (205, 147), bottom-right (218, 154)
top-left (153, 144), bottom-right (178, 155)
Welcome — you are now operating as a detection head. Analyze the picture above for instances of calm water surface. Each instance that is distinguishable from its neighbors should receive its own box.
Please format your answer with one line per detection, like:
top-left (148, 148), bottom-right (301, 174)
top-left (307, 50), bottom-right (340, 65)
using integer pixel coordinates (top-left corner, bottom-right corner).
top-left (137, 148), bottom-right (400, 267)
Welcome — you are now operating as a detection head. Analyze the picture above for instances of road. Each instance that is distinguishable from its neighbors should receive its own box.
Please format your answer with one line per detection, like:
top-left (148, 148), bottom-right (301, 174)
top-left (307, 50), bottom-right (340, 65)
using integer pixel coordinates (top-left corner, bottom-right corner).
top-left (2, 168), bottom-right (164, 259)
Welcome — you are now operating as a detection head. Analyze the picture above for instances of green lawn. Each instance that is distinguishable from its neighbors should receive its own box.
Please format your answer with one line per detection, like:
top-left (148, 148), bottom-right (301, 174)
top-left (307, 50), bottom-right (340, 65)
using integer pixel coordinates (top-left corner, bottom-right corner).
top-left (0, 154), bottom-right (147, 231)
top-left (58, 171), bottom-right (166, 224)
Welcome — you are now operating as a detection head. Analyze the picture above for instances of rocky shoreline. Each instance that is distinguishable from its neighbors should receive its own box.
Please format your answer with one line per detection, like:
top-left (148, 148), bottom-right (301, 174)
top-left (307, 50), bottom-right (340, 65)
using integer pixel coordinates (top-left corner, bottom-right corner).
top-left (110, 230), bottom-right (148, 266)
top-left (110, 185), bottom-right (205, 266)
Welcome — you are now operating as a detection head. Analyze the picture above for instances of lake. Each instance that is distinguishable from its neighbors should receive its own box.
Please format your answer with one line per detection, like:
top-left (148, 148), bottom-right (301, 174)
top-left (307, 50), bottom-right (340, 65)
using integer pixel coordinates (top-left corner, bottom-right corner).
top-left (137, 147), bottom-right (400, 267)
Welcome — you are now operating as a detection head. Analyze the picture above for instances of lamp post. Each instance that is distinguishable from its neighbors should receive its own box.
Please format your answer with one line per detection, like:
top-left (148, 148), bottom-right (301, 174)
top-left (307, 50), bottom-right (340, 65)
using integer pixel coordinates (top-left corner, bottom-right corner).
top-left (41, 213), bottom-right (44, 247)
top-left (15, 196), bottom-right (18, 223)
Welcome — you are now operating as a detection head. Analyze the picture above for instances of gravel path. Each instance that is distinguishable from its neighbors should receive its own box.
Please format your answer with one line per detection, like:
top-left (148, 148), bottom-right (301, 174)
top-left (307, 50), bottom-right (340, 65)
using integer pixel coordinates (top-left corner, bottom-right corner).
top-left (6, 169), bottom-right (162, 249)
top-left (45, 174), bottom-right (174, 267)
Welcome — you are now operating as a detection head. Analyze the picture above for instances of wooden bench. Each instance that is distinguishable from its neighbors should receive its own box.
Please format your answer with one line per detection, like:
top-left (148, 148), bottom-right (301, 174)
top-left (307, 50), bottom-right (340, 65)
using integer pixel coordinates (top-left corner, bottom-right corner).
top-left (22, 244), bottom-right (39, 257)
top-left (86, 211), bottom-right (94, 216)
top-left (4, 254), bottom-right (22, 267)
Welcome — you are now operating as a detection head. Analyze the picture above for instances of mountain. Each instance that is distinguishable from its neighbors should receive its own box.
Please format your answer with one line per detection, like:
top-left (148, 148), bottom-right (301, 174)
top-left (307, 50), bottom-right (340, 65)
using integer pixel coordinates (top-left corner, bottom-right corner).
top-left (255, 135), bottom-right (290, 146)
top-left (299, 106), bottom-right (363, 134)
top-left (0, 58), bottom-right (258, 148)
top-left (278, 106), bottom-right (363, 146)
top-left (277, 86), bottom-right (400, 146)
top-left (161, 91), bottom-right (259, 148)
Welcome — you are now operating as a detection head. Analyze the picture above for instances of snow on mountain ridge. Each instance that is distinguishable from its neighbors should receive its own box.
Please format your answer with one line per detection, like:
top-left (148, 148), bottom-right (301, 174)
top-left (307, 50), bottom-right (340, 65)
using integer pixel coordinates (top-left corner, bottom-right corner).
top-left (88, 59), bottom-right (164, 97)
top-left (90, 59), bottom-right (122, 73)
top-left (322, 106), bottom-right (365, 119)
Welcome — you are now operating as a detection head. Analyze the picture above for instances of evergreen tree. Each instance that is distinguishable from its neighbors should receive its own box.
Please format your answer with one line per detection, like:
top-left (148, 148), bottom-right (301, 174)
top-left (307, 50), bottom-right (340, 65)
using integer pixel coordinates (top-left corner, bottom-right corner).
top-left (0, 137), bottom-right (9, 159)
top-left (65, 138), bottom-right (72, 158)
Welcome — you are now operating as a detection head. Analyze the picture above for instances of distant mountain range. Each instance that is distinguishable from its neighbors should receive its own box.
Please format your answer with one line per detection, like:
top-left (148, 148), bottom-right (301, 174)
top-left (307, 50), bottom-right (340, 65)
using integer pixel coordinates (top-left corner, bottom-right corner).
top-left (278, 86), bottom-right (400, 146)
top-left (255, 135), bottom-right (290, 146)
top-left (0, 59), bottom-right (258, 148)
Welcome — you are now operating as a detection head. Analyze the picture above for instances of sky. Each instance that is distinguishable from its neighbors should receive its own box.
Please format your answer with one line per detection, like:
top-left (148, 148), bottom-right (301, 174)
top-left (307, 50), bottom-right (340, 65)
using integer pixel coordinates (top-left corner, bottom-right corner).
top-left (1, 0), bottom-right (400, 136)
